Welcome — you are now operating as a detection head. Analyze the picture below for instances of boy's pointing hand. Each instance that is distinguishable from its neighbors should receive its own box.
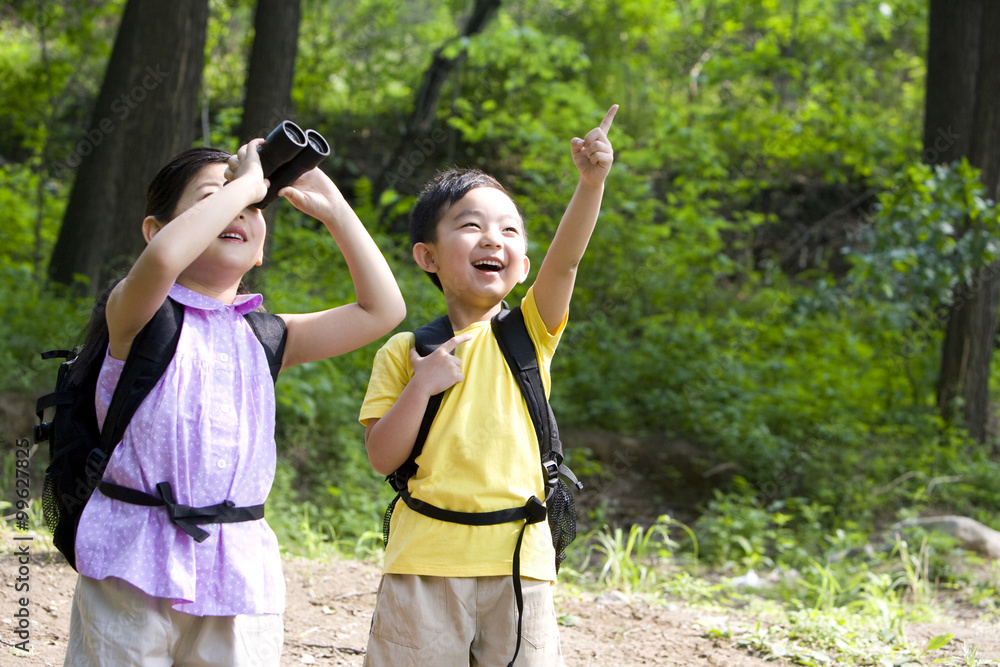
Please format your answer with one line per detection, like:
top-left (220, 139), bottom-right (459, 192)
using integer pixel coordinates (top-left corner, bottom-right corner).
top-left (572, 104), bottom-right (618, 189)
top-left (410, 333), bottom-right (473, 397)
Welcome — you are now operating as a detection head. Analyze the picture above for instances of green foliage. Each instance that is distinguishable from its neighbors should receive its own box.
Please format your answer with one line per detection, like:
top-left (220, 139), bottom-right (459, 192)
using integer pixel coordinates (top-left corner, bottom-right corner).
top-left (848, 159), bottom-right (1000, 314)
top-left (4, 0), bottom-right (1000, 618)
top-left (9, 8), bottom-right (1000, 662)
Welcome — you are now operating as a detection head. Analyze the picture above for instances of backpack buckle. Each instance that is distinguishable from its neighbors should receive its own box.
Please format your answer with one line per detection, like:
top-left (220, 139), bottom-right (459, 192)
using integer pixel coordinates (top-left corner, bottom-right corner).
top-left (524, 496), bottom-right (547, 523)
top-left (34, 421), bottom-right (51, 444)
top-left (542, 459), bottom-right (559, 487)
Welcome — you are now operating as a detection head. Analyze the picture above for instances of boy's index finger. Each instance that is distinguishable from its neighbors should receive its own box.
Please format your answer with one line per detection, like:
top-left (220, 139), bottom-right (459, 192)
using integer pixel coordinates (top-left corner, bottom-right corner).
top-left (442, 333), bottom-right (473, 354)
top-left (599, 104), bottom-right (619, 135)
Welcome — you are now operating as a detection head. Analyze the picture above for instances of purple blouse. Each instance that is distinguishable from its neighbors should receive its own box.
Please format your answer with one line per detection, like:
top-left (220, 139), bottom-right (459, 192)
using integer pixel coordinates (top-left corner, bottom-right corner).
top-left (75, 284), bottom-right (284, 616)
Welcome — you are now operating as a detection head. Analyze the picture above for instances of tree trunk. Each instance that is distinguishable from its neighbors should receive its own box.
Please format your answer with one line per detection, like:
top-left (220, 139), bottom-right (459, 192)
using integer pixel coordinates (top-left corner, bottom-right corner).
top-left (47, 0), bottom-right (208, 293)
top-left (375, 0), bottom-right (501, 200)
top-left (238, 0), bottom-right (301, 287)
top-left (238, 0), bottom-right (301, 145)
top-left (929, 0), bottom-right (1000, 442)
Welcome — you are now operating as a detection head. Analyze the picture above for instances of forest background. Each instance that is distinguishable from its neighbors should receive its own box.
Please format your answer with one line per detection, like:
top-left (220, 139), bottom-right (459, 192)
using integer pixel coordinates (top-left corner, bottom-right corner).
top-left (3, 1), bottom-right (1000, 662)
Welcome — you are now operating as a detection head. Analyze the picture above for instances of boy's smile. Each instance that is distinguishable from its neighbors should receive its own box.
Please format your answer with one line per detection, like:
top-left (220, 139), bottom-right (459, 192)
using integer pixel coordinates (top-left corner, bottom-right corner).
top-left (415, 187), bottom-right (530, 315)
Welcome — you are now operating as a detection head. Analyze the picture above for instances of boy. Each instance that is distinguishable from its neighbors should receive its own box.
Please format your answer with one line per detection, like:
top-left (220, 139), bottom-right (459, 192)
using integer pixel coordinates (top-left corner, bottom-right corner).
top-left (360, 105), bottom-right (617, 666)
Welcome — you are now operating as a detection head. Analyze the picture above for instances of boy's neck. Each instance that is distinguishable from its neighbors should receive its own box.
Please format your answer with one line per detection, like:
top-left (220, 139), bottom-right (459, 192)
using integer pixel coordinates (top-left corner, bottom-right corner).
top-left (444, 297), bottom-right (506, 332)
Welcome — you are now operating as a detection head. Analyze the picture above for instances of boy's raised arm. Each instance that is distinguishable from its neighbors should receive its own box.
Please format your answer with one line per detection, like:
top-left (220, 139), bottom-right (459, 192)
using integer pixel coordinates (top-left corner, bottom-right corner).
top-left (533, 105), bottom-right (617, 334)
top-left (277, 168), bottom-right (406, 369)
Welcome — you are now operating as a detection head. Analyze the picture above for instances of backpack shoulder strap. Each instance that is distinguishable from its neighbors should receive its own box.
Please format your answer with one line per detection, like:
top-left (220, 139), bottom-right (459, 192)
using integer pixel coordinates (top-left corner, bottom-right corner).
top-left (492, 307), bottom-right (581, 489)
top-left (243, 311), bottom-right (287, 383)
top-left (388, 315), bottom-right (453, 490)
top-left (100, 297), bottom-right (184, 451)
top-left (491, 306), bottom-right (555, 457)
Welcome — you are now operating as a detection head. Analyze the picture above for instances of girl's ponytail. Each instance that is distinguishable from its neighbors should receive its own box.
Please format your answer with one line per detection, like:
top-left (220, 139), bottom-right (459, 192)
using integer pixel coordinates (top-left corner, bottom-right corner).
top-left (66, 279), bottom-right (118, 391)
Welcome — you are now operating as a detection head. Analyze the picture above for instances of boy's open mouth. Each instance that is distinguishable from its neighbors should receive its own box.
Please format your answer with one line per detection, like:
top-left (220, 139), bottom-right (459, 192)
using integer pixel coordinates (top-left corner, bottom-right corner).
top-left (473, 259), bottom-right (504, 272)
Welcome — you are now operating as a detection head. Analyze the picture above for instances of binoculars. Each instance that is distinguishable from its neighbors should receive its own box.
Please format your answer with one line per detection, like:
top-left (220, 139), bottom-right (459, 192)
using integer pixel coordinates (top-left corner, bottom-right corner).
top-left (254, 120), bottom-right (331, 208)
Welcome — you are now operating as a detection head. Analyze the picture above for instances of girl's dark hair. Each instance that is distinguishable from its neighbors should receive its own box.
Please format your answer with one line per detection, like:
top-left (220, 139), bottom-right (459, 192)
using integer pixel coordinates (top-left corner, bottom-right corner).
top-left (146, 147), bottom-right (232, 221)
top-left (72, 147), bottom-right (239, 380)
top-left (409, 168), bottom-right (524, 290)
top-left (67, 280), bottom-right (119, 387)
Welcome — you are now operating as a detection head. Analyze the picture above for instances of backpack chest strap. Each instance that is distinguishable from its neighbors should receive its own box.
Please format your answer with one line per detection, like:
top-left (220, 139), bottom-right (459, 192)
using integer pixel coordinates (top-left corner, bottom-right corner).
top-left (98, 481), bottom-right (265, 542)
top-left (397, 485), bottom-right (547, 526)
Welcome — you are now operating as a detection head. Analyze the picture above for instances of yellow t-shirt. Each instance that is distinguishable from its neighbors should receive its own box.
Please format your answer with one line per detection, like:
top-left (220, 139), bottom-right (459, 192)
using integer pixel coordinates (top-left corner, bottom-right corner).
top-left (360, 286), bottom-right (565, 581)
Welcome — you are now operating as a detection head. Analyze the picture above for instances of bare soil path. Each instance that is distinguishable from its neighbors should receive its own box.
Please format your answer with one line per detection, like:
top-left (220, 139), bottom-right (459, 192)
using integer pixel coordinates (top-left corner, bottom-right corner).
top-left (2, 552), bottom-right (999, 666)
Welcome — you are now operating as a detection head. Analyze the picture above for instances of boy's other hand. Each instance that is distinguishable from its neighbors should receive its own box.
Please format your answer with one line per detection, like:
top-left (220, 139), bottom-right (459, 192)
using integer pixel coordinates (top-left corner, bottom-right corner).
top-left (571, 104), bottom-right (618, 189)
top-left (409, 333), bottom-right (473, 397)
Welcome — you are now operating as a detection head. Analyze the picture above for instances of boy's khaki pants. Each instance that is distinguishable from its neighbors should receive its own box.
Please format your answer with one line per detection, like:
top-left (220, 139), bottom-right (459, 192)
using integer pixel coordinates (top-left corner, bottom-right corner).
top-left (63, 575), bottom-right (283, 666)
top-left (364, 573), bottom-right (564, 667)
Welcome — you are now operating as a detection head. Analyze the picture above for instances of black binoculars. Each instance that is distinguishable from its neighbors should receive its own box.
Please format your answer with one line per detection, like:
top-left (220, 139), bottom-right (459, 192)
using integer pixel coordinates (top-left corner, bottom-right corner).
top-left (254, 120), bottom-right (331, 208)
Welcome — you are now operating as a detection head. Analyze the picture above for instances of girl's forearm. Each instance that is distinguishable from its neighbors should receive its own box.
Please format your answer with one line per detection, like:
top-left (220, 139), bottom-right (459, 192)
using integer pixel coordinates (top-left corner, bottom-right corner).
top-left (320, 202), bottom-right (405, 325)
top-left (139, 177), bottom-right (261, 280)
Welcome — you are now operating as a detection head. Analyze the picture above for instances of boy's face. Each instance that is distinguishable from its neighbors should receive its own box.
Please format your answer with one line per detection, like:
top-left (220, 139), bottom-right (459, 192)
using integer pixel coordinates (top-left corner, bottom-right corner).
top-left (414, 186), bottom-right (530, 309)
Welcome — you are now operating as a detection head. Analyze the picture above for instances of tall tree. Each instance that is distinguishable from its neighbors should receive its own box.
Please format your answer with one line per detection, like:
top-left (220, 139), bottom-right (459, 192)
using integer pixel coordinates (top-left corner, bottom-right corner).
top-left (48, 0), bottom-right (209, 292)
top-left (237, 0), bottom-right (301, 283)
top-left (927, 0), bottom-right (1000, 442)
top-left (238, 0), bottom-right (301, 144)
top-left (375, 0), bottom-right (501, 200)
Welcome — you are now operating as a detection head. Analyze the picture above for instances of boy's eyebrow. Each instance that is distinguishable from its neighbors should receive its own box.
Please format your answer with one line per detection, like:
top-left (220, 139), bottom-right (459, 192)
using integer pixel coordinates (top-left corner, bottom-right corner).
top-left (450, 208), bottom-right (521, 223)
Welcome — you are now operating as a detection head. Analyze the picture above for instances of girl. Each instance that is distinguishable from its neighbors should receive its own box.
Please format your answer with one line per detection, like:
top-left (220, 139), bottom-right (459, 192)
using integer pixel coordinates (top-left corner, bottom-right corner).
top-left (64, 140), bottom-right (405, 665)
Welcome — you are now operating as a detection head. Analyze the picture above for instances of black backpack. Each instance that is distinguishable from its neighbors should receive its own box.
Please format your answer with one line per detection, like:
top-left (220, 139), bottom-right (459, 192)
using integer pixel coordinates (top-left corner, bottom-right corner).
top-left (383, 304), bottom-right (582, 667)
top-left (34, 296), bottom-right (286, 570)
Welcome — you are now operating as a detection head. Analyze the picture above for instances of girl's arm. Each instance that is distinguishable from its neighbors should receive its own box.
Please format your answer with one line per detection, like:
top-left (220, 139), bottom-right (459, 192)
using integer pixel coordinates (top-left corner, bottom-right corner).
top-left (277, 168), bottom-right (406, 368)
top-left (364, 334), bottom-right (471, 475)
top-left (107, 141), bottom-right (267, 359)
top-left (533, 105), bottom-right (617, 333)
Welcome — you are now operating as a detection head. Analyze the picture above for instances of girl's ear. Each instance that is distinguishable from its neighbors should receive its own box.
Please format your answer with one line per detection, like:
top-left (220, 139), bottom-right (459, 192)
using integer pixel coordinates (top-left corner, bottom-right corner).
top-left (412, 242), bottom-right (438, 274)
top-left (141, 216), bottom-right (164, 244)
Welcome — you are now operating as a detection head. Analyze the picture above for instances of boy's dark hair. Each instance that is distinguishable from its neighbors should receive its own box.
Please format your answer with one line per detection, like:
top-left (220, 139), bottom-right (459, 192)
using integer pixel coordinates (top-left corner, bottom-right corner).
top-left (146, 147), bottom-right (232, 221)
top-left (410, 168), bottom-right (525, 290)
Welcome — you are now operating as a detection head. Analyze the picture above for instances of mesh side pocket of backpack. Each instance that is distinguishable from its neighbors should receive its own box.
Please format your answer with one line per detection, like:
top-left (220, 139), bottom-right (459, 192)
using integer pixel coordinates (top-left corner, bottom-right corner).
top-left (41, 463), bottom-right (63, 537)
top-left (383, 494), bottom-right (401, 547)
top-left (547, 479), bottom-right (577, 572)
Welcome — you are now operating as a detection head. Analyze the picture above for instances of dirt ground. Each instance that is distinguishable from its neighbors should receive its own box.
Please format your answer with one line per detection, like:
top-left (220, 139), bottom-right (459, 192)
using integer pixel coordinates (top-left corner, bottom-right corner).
top-left (1, 551), bottom-right (999, 667)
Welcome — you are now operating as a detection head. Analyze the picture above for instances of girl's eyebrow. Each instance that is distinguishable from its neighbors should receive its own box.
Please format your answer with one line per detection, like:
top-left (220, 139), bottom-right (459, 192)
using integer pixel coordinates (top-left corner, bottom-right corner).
top-left (192, 179), bottom-right (224, 200)
top-left (196, 179), bottom-right (224, 191)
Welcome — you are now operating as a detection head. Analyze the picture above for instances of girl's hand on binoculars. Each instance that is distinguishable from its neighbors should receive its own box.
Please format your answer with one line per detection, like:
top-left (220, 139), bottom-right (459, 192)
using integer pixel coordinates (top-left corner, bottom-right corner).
top-left (225, 139), bottom-right (268, 196)
top-left (278, 166), bottom-right (341, 220)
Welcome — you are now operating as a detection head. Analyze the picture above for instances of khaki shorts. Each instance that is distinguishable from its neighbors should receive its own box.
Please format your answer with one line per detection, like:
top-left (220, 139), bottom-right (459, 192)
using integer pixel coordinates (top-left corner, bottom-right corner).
top-left (364, 574), bottom-right (564, 667)
top-left (64, 575), bottom-right (283, 667)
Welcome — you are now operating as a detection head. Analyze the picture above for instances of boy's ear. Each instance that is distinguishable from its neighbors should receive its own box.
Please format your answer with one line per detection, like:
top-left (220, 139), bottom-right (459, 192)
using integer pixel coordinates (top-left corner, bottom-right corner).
top-left (517, 255), bottom-right (530, 284)
top-left (412, 242), bottom-right (439, 274)
top-left (141, 216), bottom-right (164, 243)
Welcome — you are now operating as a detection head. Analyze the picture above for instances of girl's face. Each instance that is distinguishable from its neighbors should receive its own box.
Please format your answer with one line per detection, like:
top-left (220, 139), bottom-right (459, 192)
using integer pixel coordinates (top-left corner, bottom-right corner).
top-left (175, 163), bottom-right (267, 276)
